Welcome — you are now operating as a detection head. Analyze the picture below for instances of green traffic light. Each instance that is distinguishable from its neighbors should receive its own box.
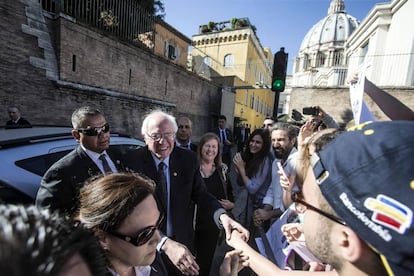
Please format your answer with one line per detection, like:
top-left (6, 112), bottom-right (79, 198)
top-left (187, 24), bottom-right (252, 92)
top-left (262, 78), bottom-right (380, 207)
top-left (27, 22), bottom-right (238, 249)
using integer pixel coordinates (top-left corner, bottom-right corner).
top-left (273, 79), bottom-right (284, 89)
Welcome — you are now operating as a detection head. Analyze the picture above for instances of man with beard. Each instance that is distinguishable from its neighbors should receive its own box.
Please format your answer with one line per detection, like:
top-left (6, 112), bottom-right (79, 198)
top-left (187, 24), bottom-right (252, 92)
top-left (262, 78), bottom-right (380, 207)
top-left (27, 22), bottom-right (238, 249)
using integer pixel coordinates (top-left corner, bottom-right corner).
top-left (224, 121), bottom-right (414, 275)
top-left (253, 122), bottom-right (298, 226)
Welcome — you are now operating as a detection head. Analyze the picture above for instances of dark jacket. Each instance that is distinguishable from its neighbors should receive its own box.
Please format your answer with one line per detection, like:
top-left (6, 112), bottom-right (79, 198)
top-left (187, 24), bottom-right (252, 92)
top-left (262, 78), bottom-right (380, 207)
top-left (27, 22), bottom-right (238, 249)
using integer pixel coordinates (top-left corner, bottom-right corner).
top-left (35, 146), bottom-right (125, 216)
top-left (5, 117), bottom-right (31, 129)
top-left (175, 141), bottom-right (198, 152)
top-left (234, 127), bottom-right (249, 151)
top-left (124, 146), bottom-right (222, 252)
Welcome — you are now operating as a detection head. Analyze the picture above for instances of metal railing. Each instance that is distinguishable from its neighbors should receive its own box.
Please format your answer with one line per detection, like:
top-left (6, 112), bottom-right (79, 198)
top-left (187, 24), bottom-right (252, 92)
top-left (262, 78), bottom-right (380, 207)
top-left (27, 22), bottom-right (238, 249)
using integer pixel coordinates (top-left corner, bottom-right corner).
top-left (40, 0), bottom-right (156, 49)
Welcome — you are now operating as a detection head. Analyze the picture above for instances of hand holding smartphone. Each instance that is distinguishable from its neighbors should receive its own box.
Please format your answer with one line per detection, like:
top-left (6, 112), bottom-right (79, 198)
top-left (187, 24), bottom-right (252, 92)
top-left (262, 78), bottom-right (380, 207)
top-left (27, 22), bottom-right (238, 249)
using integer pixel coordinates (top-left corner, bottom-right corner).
top-left (277, 161), bottom-right (291, 189)
top-left (277, 161), bottom-right (288, 178)
top-left (302, 106), bottom-right (319, 116)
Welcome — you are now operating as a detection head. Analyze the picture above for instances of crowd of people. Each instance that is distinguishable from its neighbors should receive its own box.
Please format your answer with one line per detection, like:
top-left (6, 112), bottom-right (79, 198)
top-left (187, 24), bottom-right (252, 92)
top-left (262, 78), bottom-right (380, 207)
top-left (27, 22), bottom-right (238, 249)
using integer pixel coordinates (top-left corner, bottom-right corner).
top-left (2, 93), bottom-right (414, 275)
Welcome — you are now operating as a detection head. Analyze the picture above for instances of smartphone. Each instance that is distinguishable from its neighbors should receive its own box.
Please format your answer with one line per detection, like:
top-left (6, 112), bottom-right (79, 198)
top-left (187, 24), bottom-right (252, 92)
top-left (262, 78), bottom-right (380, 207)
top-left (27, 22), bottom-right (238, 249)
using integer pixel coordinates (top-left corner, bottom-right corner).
top-left (277, 161), bottom-right (290, 184)
top-left (302, 107), bottom-right (319, 116)
top-left (285, 241), bottom-right (322, 270)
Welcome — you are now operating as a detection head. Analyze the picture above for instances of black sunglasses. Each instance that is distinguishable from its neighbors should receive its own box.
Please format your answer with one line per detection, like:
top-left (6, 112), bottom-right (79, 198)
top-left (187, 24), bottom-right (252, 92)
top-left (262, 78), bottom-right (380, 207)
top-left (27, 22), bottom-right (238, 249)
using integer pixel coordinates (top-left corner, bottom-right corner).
top-left (109, 215), bottom-right (164, 246)
top-left (76, 123), bottom-right (110, 136)
top-left (291, 192), bottom-right (346, 226)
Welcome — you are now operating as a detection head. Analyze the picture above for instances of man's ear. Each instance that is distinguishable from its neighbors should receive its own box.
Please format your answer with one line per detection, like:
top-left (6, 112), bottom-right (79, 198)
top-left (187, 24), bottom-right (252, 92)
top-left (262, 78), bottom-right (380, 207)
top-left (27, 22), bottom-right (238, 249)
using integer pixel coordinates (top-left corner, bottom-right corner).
top-left (72, 129), bottom-right (81, 142)
top-left (336, 226), bottom-right (364, 262)
top-left (290, 136), bottom-right (297, 147)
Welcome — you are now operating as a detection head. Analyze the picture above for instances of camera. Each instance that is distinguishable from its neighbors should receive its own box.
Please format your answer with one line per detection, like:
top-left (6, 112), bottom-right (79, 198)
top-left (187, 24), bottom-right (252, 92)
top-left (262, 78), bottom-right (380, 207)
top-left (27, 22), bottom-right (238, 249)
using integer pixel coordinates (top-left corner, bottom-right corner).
top-left (302, 107), bottom-right (319, 116)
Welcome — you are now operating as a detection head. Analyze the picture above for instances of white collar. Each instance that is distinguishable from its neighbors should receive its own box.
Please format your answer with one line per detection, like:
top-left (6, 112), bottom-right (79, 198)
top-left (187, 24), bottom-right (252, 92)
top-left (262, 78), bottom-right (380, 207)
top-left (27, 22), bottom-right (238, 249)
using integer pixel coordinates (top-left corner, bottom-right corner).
top-left (108, 265), bottom-right (151, 276)
top-left (80, 144), bottom-right (108, 163)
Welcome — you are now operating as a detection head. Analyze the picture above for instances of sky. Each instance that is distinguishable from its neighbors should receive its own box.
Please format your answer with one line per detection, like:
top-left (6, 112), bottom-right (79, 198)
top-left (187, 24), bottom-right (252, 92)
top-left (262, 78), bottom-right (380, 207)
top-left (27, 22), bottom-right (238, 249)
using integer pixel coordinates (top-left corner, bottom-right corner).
top-left (162, 0), bottom-right (384, 74)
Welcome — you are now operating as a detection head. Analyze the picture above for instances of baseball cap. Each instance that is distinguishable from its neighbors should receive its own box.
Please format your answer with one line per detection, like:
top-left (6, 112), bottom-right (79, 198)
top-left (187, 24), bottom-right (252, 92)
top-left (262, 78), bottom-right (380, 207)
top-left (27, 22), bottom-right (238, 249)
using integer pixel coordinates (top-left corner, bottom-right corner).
top-left (311, 121), bottom-right (414, 275)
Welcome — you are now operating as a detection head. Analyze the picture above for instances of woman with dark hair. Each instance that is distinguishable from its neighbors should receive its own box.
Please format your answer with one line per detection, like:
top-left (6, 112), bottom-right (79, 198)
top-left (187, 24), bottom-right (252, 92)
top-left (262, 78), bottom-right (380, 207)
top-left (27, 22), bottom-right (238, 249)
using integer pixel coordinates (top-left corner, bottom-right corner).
top-left (78, 173), bottom-right (167, 276)
top-left (233, 128), bottom-right (272, 230)
top-left (0, 204), bottom-right (107, 276)
top-left (194, 132), bottom-right (234, 275)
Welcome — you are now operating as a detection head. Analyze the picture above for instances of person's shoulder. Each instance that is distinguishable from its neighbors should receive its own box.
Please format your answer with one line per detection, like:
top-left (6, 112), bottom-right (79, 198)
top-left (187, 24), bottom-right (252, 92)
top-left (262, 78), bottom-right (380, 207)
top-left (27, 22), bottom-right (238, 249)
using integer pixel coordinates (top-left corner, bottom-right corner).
top-left (42, 148), bottom-right (79, 177)
top-left (190, 143), bottom-right (198, 152)
top-left (19, 117), bottom-right (31, 125)
top-left (173, 146), bottom-right (197, 161)
top-left (287, 148), bottom-right (298, 162)
top-left (150, 252), bottom-right (168, 275)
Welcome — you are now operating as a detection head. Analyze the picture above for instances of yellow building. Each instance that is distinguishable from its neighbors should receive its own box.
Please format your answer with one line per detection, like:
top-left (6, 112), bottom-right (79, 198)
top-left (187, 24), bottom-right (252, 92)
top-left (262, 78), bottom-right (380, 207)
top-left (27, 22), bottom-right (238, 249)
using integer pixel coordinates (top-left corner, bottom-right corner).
top-left (153, 20), bottom-right (191, 69)
top-left (190, 18), bottom-right (275, 129)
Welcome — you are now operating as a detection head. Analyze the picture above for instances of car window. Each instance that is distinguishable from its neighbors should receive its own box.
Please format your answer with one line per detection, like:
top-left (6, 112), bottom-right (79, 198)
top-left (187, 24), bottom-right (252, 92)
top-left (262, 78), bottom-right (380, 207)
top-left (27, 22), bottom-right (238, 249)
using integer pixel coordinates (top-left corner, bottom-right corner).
top-left (15, 150), bottom-right (71, 176)
top-left (14, 143), bottom-right (142, 177)
top-left (111, 144), bottom-right (141, 155)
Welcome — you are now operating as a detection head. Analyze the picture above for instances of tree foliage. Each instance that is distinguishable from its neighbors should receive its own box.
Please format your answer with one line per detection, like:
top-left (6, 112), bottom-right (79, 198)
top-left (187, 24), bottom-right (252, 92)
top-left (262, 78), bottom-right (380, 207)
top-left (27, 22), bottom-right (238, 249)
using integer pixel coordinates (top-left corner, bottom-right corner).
top-left (136, 0), bottom-right (165, 18)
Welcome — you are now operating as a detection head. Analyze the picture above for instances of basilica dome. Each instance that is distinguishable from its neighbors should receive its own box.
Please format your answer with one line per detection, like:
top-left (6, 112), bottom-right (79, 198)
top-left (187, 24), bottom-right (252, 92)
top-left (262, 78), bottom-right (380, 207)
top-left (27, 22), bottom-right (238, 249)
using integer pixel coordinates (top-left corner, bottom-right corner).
top-left (293, 0), bottom-right (361, 87)
top-left (299, 0), bottom-right (359, 51)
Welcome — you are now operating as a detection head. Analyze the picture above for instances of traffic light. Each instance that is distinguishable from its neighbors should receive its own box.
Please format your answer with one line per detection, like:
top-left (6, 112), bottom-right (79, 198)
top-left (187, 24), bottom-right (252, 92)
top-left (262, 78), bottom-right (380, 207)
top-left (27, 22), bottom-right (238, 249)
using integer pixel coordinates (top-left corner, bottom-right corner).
top-left (271, 47), bottom-right (288, 92)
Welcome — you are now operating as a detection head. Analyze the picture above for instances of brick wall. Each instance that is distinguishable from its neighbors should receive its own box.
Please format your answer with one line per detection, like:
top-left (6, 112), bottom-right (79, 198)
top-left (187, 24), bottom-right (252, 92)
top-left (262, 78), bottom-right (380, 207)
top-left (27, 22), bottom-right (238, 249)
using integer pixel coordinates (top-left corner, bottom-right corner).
top-left (0, 1), bottom-right (222, 141)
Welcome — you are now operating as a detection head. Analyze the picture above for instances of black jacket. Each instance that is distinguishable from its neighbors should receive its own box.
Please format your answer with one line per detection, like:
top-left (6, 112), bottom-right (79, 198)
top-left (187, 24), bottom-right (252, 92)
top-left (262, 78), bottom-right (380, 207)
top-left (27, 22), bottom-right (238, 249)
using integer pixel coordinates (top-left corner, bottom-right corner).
top-left (36, 146), bottom-right (125, 216)
top-left (124, 146), bottom-right (221, 252)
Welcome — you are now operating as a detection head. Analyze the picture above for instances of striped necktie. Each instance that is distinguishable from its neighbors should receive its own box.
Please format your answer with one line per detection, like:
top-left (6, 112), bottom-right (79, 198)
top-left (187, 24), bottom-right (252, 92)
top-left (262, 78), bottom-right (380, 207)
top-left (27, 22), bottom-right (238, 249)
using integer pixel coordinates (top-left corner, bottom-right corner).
top-left (99, 154), bottom-right (113, 174)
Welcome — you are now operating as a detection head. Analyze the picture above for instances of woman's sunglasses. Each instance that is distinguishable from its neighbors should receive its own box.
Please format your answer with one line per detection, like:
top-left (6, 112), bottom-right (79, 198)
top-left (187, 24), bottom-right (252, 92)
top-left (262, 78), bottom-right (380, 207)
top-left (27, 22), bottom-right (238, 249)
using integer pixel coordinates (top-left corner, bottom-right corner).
top-left (109, 215), bottom-right (164, 246)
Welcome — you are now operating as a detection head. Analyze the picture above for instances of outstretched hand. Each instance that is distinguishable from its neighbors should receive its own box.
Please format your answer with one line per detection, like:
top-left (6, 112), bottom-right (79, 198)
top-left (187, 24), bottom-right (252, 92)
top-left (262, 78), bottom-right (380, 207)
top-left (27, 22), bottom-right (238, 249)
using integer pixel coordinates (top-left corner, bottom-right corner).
top-left (219, 249), bottom-right (249, 276)
top-left (162, 239), bottom-right (199, 275)
top-left (220, 213), bottom-right (249, 243)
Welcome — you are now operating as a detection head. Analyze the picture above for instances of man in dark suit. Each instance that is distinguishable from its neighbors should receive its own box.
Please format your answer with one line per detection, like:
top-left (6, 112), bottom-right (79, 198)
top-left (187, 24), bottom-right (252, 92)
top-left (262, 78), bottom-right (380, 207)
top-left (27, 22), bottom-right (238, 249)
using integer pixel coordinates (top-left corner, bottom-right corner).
top-left (124, 110), bottom-right (248, 276)
top-left (175, 116), bottom-right (197, 152)
top-left (213, 115), bottom-right (233, 168)
top-left (5, 106), bottom-right (31, 129)
top-left (234, 123), bottom-right (249, 152)
top-left (36, 106), bottom-right (124, 216)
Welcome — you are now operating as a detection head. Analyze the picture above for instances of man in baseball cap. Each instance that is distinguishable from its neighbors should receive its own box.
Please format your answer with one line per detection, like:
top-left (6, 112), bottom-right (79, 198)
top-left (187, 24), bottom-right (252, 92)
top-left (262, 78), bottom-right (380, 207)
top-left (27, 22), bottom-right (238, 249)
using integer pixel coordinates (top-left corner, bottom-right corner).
top-left (300, 121), bottom-right (414, 275)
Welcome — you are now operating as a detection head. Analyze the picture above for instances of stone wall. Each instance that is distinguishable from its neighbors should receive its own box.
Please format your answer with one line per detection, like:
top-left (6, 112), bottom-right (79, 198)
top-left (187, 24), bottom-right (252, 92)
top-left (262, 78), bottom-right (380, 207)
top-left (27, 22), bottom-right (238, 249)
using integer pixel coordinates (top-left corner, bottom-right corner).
top-left (0, 0), bottom-right (222, 140)
top-left (290, 87), bottom-right (414, 126)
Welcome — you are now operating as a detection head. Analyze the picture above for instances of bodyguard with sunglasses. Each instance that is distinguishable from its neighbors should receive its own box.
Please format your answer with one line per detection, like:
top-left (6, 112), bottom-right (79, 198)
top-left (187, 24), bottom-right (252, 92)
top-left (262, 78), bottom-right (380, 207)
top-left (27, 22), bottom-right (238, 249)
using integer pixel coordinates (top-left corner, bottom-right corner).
top-left (36, 106), bottom-right (126, 216)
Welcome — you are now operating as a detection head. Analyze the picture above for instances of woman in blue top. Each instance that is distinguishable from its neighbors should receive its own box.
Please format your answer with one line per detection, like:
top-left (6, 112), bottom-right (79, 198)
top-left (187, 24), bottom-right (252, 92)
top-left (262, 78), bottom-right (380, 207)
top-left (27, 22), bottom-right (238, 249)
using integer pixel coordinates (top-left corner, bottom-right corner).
top-left (233, 128), bottom-right (272, 231)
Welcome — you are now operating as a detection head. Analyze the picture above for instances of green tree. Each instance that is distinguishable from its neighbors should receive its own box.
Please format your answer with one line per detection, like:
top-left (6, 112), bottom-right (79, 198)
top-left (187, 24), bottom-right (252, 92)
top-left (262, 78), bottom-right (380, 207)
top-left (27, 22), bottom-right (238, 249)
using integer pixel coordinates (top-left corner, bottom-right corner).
top-left (136, 0), bottom-right (165, 18)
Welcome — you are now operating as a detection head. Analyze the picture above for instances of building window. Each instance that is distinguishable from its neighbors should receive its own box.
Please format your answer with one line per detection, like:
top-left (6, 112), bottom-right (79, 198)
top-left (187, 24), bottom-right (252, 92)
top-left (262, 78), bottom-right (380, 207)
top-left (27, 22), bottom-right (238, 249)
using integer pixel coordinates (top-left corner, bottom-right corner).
top-left (295, 57), bottom-right (300, 73)
top-left (359, 42), bottom-right (369, 65)
top-left (258, 72), bottom-right (264, 85)
top-left (224, 54), bottom-right (234, 67)
top-left (316, 52), bottom-right (326, 67)
top-left (303, 54), bottom-right (310, 70)
top-left (332, 50), bottom-right (343, 66)
top-left (164, 40), bottom-right (180, 61)
top-left (244, 90), bottom-right (248, 105)
top-left (247, 58), bottom-right (252, 70)
top-left (203, 56), bottom-right (211, 66)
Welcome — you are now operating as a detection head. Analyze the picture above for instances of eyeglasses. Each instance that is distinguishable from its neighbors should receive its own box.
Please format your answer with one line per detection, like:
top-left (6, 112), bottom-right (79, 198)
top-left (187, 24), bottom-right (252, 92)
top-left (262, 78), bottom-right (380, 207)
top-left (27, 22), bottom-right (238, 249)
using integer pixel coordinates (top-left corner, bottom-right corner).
top-left (147, 132), bottom-right (175, 142)
top-left (109, 215), bottom-right (164, 247)
top-left (291, 192), bottom-right (346, 226)
top-left (76, 123), bottom-right (110, 136)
